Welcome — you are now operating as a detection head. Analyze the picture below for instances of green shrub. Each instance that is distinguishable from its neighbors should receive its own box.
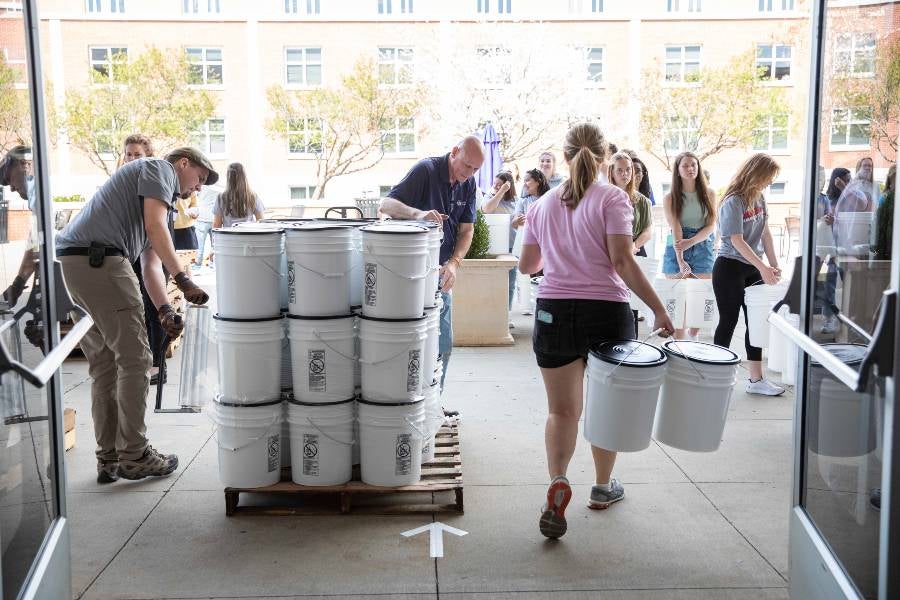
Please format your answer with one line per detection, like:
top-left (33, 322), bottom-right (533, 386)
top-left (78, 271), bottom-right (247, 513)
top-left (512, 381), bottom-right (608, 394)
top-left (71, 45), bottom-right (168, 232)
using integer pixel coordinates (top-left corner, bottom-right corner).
top-left (53, 194), bottom-right (85, 203)
top-left (465, 209), bottom-right (490, 259)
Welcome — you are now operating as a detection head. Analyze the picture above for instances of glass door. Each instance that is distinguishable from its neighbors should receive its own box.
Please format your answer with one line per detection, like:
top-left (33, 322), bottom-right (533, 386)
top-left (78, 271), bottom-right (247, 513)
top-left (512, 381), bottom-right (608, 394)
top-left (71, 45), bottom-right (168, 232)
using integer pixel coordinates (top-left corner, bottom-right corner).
top-left (0, 1), bottom-right (92, 598)
top-left (776, 2), bottom-right (899, 598)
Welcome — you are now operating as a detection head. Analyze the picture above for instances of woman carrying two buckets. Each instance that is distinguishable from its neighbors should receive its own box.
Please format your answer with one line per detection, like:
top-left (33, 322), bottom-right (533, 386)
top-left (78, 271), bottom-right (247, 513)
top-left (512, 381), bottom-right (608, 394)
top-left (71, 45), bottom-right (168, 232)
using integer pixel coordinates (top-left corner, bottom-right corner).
top-left (519, 122), bottom-right (674, 539)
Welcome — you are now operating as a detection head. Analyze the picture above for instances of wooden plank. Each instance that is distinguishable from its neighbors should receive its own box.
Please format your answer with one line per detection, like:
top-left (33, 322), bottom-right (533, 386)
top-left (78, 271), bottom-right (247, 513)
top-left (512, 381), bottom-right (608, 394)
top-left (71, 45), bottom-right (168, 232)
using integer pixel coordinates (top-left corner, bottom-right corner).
top-left (64, 429), bottom-right (76, 452)
top-left (63, 407), bottom-right (76, 433)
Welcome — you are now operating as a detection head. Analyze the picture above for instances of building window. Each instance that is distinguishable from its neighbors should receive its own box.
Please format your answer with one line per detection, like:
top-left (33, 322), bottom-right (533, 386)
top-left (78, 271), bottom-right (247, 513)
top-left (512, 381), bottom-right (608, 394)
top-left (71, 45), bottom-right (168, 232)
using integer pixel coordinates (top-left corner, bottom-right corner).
top-left (287, 118), bottom-right (324, 154)
top-left (183, 0), bottom-right (220, 13)
top-left (379, 185), bottom-right (394, 197)
top-left (664, 45), bottom-right (700, 83)
top-left (186, 47), bottom-right (223, 86)
top-left (95, 115), bottom-right (120, 155)
top-left (285, 0), bottom-right (320, 13)
top-left (756, 44), bottom-right (791, 81)
top-left (753, 114), bottom-right (789, 151)
top-left (667, 0), bottom-right (701, 11)
top-left (192, 118), bottom-right (226, 155)
top-left (478, 0), bottom-right (511, 13)
top-left (87, 0), bottom-right (125, 12)
top-left (378, 47), bottom-right (413, 86)
top-left (758, 0), bottom-right (793, 10)
top-left (830, 107), bottom-right (871, 148)
top-left (90, 46), bottom-right (128, 83)
top-left (767, 181), bottom-right (786, 197)
top-left (584, 47), bottom-right (603, 84)
top-left (475, 46), bottom-right (512, 87)
top-left (378, 0), bottom-right (413, 13)
top-left (286, 47), bottom-right (322, 86)
top-left (380, 117), bottom-right (415, 153)
top-left (835, 32), bottom-right (876, 77)
top-left (290, 185), bottom-right (317, 201)
top-left (663, 115), bottom-right (699, 152)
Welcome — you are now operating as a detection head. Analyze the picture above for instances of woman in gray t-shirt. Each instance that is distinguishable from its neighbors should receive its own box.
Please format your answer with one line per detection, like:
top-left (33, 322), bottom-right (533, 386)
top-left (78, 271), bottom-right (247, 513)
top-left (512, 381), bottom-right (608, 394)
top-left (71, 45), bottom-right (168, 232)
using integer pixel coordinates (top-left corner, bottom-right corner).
top-left (712, 153), bottom-right (784, 397)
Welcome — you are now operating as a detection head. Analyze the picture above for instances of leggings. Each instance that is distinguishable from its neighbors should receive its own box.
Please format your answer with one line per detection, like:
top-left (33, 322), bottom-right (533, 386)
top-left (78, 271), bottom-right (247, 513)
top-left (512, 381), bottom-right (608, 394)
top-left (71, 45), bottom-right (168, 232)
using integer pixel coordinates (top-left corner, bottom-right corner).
top-left (712, 256), bottom-right (762, 361)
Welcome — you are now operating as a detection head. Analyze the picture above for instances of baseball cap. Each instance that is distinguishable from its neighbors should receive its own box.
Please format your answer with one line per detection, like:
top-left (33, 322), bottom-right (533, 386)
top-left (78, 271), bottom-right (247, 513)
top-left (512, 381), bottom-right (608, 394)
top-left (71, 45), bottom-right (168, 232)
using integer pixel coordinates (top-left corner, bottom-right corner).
top-left (165, 147), bottom-right (219, 186)
top-left (0, 146), bottom-right (32, 186)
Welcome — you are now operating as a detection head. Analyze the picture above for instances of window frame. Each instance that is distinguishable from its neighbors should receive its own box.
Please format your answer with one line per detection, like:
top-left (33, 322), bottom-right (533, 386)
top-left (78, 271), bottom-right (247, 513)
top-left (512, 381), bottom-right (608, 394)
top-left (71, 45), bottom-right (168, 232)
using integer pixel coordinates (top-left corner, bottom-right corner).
top-left (284, 0), bottom-right (321, 13)
top-left (752, 113), bottom-right (790, 153)
top-left (834, 31), bottom-right (876, 78)
top-left (662, 115), bottom-right (700, 154)
top-left (829, 106), bottom-right (872, 150)
top-left (583, 46), bottom-right (604, 87)
top-left (379, 116), bottom-right (416, 155)
top-left (287, 117), bottom-right (324, 157)
top-left (663, 44), bottom-right (701, 85)
top-left (377, 46), bottom-right (414, 87)
top-left (474, 45), bottom-right (512, 89)
top-left (185, 46), bottom-right (224, 88)
top-left (289, 184), bottom-right (318, 202)
top-left (477, 0), bottom-right (511, 14)
top-left (89, 45), bottom-right (128, 84)
top-left (86, 0), bottom-right (125, 13)
top-left (758, 0), bottom-right (794, 11)
top-left (182, 0), bottom-right (221, 14)
top-left (667, 0), bottom-right (701, 12)
top-left (285, 46), bottom-right (323, 88)
top-left (378, 0), bottom-right (413, 14)
top-left (192, 117), bottom-right (227, 158)
top-left (756, 43), bottom-right (793, 83)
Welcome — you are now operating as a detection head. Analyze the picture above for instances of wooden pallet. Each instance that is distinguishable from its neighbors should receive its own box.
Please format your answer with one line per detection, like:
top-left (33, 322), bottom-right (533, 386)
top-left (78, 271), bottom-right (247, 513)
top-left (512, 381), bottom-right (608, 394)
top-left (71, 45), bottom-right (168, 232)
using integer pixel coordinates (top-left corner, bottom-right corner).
top-left (224, 423), bottom-right (463, 516)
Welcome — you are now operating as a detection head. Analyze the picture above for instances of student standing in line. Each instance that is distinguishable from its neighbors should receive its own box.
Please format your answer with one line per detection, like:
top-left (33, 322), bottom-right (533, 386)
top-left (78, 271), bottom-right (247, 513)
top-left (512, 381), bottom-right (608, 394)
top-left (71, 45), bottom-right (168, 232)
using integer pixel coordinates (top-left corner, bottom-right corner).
top-left (519, 123), bottom-right (674, 539)
top-left (482, 171), bottom-right (518, 313)
top-left (817, 167), bottom-right (851, 335)
top-left (712, 153), bottom-right (784, 397)
top-left (625, 150), bottom-right (655, 206)
top-left (662, 151), bottom-right (717, 340)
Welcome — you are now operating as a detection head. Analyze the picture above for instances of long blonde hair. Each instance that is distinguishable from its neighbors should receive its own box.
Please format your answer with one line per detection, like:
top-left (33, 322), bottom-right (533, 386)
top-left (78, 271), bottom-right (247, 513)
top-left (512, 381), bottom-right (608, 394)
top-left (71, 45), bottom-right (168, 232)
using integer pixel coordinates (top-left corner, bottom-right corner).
top-left (722, 153), bottom-right (781, 209)
top-left (220, 162), bottom-right (257, 219)
top-left (671, 151), bottom-right (714, 226)
top-left (558, 122), bottom-right (607, 209)
top-left (608, 151), bottom-right (636, 201)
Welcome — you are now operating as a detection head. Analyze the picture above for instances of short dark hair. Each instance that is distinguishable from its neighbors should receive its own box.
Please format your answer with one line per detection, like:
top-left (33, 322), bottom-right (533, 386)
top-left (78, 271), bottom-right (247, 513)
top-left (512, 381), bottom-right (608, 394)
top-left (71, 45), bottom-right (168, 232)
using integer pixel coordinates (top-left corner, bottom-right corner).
top-left (0, 145), bottom-right (31, 186)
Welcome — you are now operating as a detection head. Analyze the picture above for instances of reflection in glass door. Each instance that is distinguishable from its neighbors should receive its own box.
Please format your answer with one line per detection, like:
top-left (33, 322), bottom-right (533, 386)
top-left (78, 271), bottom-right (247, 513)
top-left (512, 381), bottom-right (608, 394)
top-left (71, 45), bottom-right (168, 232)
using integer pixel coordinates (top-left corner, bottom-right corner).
top-left (784, 1), bottom-right (898, 599)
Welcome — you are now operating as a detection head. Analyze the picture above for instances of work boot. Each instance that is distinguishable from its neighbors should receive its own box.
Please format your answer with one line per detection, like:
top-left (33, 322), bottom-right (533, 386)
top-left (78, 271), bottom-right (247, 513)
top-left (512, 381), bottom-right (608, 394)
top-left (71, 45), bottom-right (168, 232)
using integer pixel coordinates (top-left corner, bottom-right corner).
top-left (96, 459), bottom-right (119, 484)
top-left (118, 446), bottom-right (179, 480)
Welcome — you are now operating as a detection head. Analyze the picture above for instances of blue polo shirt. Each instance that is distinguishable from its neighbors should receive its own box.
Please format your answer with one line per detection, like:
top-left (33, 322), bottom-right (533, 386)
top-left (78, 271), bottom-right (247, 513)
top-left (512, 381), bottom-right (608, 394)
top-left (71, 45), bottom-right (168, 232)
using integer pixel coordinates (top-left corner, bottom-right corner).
top-left (387, 153), bottom-right (477, 264)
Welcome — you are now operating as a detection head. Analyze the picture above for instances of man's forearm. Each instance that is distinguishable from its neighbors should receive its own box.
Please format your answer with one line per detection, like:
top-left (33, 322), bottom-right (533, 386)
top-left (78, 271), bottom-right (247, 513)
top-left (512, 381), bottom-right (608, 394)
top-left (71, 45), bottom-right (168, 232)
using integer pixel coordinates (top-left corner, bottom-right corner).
top-left (380, 197), bottom-right (421, 220)
top-left (451, 225), bottom-right (475, 262)
top-left (141, 248), bottom-right (169, 309)
top-left (146, 220), bottom-right (185, 277)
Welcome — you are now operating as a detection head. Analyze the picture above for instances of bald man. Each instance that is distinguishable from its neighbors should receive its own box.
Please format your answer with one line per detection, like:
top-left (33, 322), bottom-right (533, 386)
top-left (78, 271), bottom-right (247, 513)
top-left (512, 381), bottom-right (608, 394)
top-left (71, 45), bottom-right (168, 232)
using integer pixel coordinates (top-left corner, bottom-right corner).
top-left (381, 136), bottom-right (486, 391)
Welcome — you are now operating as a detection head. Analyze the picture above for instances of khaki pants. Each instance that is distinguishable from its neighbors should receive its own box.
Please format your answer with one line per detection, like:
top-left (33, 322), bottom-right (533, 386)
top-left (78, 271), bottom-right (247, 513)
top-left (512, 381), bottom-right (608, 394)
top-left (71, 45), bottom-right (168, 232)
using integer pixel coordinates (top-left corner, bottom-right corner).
top-left (59, 255), bottom-right (152, 461)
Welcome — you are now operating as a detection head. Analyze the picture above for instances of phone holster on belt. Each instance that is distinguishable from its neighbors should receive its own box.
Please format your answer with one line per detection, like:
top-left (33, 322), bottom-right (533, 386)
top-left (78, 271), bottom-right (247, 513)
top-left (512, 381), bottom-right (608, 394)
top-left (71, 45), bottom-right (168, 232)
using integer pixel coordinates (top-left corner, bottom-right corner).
top-left (88, 242), bottom-right (106, 268)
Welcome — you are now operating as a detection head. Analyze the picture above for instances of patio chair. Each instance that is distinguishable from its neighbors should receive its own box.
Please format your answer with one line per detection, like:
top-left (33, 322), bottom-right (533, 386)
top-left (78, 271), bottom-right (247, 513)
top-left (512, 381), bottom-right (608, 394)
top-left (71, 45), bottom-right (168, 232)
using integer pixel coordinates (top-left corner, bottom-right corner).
top-left (324, 206), bottom-right (364, 219)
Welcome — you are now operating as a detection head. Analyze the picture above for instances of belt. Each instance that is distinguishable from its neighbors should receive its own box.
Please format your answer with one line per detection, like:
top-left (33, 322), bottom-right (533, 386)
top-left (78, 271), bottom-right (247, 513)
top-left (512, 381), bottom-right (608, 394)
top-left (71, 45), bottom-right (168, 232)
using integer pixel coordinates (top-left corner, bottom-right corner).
top-left (57, 246), bottom-right (125, 258)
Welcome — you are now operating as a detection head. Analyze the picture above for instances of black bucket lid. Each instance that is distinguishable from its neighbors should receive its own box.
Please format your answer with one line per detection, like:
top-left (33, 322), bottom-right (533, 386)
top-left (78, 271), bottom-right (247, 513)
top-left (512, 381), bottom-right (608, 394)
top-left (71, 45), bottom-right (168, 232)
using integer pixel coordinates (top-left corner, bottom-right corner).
top-left (357, 312), bottom-right (426, 322)
top-left (287, 313), bottom-right (355, 320)
top-left (360, 223), bottom-right (428, 234)
top-left (589, 340), bottom-right (667, 368)
top-left (213, 313), bottom-right (284, 323)
top-left (286, 222), bottom-right (353, 232)
top-left (358, 397), bottom-right (424, 407)
top-left (811, 343), bottom-right (868, 367)
top-left (213, 226), bottom-right (284, 235)
top-left (662, 340), bottom-right (740, 365)
top-left (287, 396), bottom-right (355, 407)
top-left (213, 395), bottom-right (283, 408)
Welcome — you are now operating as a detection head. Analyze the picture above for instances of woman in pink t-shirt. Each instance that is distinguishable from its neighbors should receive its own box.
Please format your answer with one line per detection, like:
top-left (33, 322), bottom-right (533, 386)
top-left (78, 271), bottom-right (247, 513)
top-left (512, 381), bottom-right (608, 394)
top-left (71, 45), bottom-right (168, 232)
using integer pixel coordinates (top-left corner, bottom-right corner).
top-left (519, 123), bottom-right (674, 540)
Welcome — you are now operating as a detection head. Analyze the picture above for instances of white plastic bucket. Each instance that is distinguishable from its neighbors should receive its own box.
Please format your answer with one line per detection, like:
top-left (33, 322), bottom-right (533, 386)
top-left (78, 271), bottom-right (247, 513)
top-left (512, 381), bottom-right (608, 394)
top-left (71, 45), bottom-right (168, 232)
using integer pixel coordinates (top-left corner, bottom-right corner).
top-left (214, 315), bottom-right (283, 404)
top-left (835, 212), bottom-right (873, 257)
top-left (235, 221), bottom-right (289, 311)
top-left (286, 224), bottom-right (353, 317)
top-left (775, 312), bottom-right (800, 385)
top-left (630, 256), bottom-right (660, 315)
top-left (358, 398), bottom-right (426, 486)
top-left (422, 305), bottom-right (440, 389)
top-left (353, 315), bottom-right (361, 392)
top-left (809, 345), bottom-right (875, 458)
top-left (281, 399), bottom-right (291, 469)
top-left (287, 398), bottom-right (354, 486)
top-left (653, 277), bottom-right (687, 329)
top-left (213, 228), bottom-right (284, 319)
top-left (421, 382), bottom-right (443, 464)
top-left (359, 314), bottom-right (428, 402)
top-left (584, 341), bottom-right (668, 452)
top-left (287, 314), bottom-right (356, 403)
top-left (683, 278), bottom-right (718, 330)
top-left (767, 306), bottom-right (788, 374)
top-left (484, 213), bottom-right (510, 257)
top-left (653, 341), bottom-right (739, 452)
top-left (280, 318), bottom-right (292, 391)
top-left (210, 397), bottom-right (282, 488)
top-left (361, 224), bottom-right (429, 319)
top-left (422, 222), bottom-right (442, 308)
top-left (744, 284), bottom-right (785, 347)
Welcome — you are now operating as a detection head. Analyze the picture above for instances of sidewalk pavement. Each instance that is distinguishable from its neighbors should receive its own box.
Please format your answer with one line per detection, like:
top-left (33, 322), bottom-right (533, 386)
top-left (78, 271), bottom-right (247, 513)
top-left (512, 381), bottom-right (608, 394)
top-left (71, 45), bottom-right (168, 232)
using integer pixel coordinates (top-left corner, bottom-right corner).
top-left (62, 304), bottom-right (793, 600)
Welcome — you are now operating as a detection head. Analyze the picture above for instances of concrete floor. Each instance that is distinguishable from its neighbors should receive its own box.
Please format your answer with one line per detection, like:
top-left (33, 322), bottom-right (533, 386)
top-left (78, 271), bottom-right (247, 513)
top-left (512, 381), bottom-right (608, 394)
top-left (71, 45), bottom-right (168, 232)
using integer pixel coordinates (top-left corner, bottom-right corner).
top-left (61, 297), bottom-right (794, 600)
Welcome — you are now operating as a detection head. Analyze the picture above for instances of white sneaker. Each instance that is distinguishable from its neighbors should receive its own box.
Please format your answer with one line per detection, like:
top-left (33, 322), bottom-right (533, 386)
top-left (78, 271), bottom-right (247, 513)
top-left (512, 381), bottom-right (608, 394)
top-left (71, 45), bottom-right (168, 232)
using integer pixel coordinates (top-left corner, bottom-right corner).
top-left (746, 378), bottom-right (786, 396)
top-left (821, 316), bottom-right (838, 335)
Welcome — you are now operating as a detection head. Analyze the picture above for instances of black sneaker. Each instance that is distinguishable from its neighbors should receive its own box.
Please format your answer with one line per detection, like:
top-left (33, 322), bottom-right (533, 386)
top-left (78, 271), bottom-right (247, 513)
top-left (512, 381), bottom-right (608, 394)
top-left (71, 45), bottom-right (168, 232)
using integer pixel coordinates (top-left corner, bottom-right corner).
top-left (96, 459), bottom-right (119, 484)
top-left (118, 446), bottom-right (178, 480)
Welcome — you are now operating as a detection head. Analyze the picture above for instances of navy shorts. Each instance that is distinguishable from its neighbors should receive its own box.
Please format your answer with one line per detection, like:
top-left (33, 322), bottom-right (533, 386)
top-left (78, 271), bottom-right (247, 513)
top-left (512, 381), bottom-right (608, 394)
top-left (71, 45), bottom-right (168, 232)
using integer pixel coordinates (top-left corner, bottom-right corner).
top-left (532, 298), bottom-right (636, 368)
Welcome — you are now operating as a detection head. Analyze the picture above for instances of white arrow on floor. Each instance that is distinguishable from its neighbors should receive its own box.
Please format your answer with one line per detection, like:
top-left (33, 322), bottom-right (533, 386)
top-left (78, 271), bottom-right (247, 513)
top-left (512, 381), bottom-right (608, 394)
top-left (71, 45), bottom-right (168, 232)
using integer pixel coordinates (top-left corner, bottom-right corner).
top-left (401, 522), bottom-right (468, 558)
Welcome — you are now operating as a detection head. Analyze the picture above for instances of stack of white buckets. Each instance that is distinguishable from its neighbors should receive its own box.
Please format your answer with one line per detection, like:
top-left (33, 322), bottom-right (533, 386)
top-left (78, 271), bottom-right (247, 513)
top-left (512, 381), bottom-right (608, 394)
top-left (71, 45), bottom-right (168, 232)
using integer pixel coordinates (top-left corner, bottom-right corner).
top-left (209, 219), bottom-right (444, 489)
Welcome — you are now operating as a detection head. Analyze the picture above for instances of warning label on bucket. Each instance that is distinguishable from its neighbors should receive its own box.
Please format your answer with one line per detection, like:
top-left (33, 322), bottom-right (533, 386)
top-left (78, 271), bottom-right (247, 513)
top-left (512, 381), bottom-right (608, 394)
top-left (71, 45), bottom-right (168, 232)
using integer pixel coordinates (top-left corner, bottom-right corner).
top-left (287, 261), bottom-right (296, 304)
top-left (303, 433), bottom-right (319, 476)
top-left (364, 263), bottom-right (377, 306)
top-left (704, 299), bottom-right (715, 321)
top-left (407, 349), bottom-right (421, 392)
top-left (308, 349), bottom-right (326, 392)
top-left (395, 433), bottom-right (412, 476)
top-left (267, 434), bottom-right (280, 473)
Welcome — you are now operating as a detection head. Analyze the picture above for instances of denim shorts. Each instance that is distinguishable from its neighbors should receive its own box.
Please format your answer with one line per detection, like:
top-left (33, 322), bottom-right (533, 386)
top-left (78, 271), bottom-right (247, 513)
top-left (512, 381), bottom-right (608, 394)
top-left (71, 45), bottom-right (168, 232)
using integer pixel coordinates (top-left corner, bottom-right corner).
top-left (662, 227), bottom-right (714, 275)
top-left (532, 298), bottom-right (636, 368)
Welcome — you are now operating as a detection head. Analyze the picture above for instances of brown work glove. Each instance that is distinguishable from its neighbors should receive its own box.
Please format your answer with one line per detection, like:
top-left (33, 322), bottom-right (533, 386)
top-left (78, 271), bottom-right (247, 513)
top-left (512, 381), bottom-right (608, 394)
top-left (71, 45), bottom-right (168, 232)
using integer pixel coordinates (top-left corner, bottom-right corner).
top-left (174, 271), bottom-right (209, 305)
top-left (158, 304), bottom-right (184, 339)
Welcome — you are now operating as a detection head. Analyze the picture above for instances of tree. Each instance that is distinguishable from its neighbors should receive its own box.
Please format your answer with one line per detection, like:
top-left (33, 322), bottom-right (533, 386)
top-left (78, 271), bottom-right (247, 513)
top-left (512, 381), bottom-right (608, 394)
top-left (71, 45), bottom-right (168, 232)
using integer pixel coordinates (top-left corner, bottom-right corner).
top-left (637, 49), bottom-right (792, 171)
top-left (829, 39), bottom-right (899, 163)
top-left (265, 58), bottom-right (429, 201)
top-left (0, 56), bottom-right (31, 152)
top-left (60, 47), bottom-right (216, 175)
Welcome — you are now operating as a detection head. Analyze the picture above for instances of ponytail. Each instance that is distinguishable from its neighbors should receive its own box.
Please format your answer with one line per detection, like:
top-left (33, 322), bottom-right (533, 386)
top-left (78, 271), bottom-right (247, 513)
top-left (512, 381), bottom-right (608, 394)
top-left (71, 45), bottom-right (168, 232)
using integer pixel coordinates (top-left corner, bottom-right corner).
top-left (558, 122), bottom-right (606, 209)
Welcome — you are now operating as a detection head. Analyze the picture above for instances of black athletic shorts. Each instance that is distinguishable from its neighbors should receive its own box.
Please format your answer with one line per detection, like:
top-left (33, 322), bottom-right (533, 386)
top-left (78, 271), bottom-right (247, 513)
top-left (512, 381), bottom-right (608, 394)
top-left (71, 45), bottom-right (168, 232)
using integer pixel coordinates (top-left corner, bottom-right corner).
top-left (532, 298), bottom-right (636, 368)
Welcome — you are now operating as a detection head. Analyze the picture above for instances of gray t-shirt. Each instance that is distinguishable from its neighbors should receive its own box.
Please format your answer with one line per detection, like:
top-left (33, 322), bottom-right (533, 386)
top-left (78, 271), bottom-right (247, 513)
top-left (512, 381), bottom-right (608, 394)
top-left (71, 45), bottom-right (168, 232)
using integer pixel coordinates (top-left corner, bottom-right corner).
top-left (56, 158), bottom-right (179, 263)
top-left (717, 194), bottom-right (768, 264)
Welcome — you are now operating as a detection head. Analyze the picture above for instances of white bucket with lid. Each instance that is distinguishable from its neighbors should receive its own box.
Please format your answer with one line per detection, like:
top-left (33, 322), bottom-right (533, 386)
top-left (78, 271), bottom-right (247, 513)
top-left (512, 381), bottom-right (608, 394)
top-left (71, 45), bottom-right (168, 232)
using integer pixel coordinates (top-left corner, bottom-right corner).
top-left (653, 340), bottom-right (739, 452)
top-left (280, 318), bottom-right (292, 391)
top-left (358, 398), bottom-right (426, 486)
top-left (235, 221), bottom-right (290, 311)
top-left (210, 397), bottom-right (282, 488)
top-left (773, 312), bottom-right (800, 385)
top-left (286, 223), bottom-right (353, 317)
top-left (584, 341), bottom-right (668, 452)
top-left (421, 382), bottom-right (443, 464)
top-left (281, 399), bottom-right (291, 469)
top-left (361, 224), bottom-right (429, 319)
top-left (213, 228), bottom-right (284, 319)
top-left (287, 314), bottom-right (356, 403)
top-left (744, 283), bottom-right (786, 348)
top-left (422, 304), bottom-right (440, 389)
top-left (405, 220), bottom-right (443, 308)
top-left (359, 314), bottom-right (428, 402)
top-left (653, 277), bottom-right (687, 329)
top-left (287, 397), bottom-right (354, 486)
top-left (683, 278), bottom-right (718, 330)
top-left (484, 213), bottom-right (510, 257)
top-left (835, 212), bottom-right (873, 257)
top-left (214, 315), bottom-right (283, 404)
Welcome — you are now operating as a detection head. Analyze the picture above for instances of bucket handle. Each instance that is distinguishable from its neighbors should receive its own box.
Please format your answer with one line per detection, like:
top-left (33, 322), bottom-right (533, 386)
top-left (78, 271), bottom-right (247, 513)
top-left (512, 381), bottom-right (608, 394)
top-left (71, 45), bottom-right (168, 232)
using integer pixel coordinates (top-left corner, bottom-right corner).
top-left (305, 416), bottom-right (355, 446)
top-left (212, 417), bottom-right (281, 453)
top-left (311, 329), bottom-right (359, 362)
top-left (363, 247), bottom-right (429, 281)
top-left (245, 245), bottom-right (285, 279)
top-left (602, 328), bottom-right (663, 383)
top-left (661, 336), bottom-right (707, 381)
top-left (290, 259), bottom-right (352, 280)
top-left (358, 339), bottom-right (424, 366)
